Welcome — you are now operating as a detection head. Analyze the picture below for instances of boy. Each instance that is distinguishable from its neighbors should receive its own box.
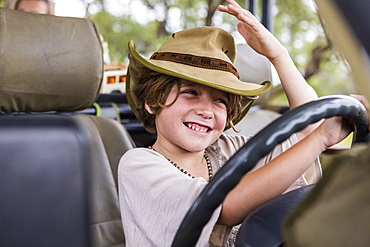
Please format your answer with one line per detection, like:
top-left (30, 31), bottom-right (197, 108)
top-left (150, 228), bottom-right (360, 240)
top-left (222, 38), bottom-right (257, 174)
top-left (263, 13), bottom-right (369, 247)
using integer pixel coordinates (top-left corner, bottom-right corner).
top-left (118, 0), bottom-right (352, 245)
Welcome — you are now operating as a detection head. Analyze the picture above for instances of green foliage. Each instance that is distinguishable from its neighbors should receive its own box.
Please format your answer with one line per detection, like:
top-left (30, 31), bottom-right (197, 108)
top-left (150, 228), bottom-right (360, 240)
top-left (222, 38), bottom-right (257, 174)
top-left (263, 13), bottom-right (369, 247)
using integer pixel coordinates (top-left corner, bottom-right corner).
top-left (274, 0), bottom-right (357, 96)
top-left (91, 10), bottom-right (160, 63)
top-left (88, 0), bottom-right (241, 63)
top-left (87, 0), bottom-right (357, 96)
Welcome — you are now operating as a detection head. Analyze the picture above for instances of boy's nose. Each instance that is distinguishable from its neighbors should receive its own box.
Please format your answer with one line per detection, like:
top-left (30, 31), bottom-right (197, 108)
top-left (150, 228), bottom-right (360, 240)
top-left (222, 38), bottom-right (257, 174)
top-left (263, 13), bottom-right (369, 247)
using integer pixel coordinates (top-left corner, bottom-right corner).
top-left (195, 98), bottom-right (214, 119)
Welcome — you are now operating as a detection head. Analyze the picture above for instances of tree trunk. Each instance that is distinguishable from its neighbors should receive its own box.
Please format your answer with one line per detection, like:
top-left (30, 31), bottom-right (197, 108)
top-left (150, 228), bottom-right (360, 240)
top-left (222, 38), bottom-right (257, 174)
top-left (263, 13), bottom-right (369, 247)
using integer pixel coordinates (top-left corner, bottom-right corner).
top-left (304, 42), bottom-right (331, 80)
top-left (205, 0), bottom-right (226, 26)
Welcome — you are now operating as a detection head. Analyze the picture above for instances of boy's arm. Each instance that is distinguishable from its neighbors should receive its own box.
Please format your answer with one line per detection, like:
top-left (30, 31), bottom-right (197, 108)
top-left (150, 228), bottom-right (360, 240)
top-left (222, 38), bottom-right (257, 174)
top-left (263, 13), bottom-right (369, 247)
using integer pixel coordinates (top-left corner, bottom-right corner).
top-left (268, 48), bottom-right (319, 139)
top-left (217, 0), bottom-right (369, 227)
top-left (218, 0), bottom-right (319, 139)
top-left (218, 114), bottom-right (352, 226)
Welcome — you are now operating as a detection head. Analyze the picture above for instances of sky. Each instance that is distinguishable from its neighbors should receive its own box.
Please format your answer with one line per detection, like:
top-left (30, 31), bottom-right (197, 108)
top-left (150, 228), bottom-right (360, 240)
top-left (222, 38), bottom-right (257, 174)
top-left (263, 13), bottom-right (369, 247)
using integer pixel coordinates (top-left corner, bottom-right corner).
top-left (54, 0), bottom-right (86, 17)
top-left (52, 0), bottom-right (192, 39)
top-left (53, 0), bottom-right (153, 25)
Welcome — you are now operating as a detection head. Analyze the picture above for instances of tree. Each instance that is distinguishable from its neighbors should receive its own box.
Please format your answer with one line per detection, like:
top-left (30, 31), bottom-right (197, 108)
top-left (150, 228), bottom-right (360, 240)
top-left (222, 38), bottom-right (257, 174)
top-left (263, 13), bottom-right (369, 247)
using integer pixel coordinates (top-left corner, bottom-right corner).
top-left (1, 0), bottom-right (356, 96)
top-left (86, 0), bottom-right (244, 62)
top-left (273, 0), bottom-right (357, 96)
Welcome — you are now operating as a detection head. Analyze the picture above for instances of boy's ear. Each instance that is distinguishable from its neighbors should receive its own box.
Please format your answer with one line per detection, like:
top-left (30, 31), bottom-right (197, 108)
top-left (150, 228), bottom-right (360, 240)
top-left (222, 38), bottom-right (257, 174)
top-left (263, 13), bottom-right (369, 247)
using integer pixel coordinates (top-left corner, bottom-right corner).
top-left (144, 103), bottom-right (154, 114)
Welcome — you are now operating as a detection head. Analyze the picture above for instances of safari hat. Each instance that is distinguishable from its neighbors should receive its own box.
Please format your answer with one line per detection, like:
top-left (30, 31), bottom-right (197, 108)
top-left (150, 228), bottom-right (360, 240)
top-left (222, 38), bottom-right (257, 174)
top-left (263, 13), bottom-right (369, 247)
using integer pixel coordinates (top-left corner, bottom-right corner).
top-left (126, 26), bottom-right (272, 127)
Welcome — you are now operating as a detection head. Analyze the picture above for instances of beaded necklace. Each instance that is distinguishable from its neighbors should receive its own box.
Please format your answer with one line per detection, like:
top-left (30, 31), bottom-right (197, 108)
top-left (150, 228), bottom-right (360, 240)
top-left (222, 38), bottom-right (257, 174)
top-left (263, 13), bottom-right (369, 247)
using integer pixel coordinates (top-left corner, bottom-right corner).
top-left (148, 146), bottom-right (213, 180)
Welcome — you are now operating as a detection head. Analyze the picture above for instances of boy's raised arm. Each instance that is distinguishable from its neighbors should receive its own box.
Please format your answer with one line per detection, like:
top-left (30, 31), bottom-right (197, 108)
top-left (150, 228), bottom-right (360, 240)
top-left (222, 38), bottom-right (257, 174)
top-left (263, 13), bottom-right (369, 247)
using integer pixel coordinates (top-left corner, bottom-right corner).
top-left (218, 0), bottom-right (319, 139)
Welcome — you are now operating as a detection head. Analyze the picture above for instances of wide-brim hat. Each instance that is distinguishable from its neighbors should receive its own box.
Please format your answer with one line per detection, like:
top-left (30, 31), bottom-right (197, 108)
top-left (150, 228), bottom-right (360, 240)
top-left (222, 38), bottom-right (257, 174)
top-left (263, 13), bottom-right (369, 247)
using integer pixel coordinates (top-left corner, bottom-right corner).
top-left (126, 26), bottom-right (272, 128)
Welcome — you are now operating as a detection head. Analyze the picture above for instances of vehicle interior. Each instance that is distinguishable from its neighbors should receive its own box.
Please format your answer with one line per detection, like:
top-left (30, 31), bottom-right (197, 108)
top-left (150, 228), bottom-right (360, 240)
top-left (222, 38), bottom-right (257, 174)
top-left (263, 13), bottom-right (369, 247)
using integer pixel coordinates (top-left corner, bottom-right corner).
top-left (0, 8), bottom-right (132, 246)
top-left (0, 0), bottom-right (369, 246)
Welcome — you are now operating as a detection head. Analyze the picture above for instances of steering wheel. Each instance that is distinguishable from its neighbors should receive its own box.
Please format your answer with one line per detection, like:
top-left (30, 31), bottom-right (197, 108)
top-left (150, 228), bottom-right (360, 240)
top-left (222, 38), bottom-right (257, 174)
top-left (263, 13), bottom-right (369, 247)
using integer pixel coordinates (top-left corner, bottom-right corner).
top-left (171, 95), bottom-right (370, 247)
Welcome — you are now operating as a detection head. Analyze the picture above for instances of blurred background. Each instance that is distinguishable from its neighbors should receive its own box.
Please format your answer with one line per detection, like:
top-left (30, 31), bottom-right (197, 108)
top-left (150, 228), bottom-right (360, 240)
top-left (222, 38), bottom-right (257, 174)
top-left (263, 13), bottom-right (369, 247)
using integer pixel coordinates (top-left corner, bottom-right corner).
top-left (0, 0), bottom-right (358, 98)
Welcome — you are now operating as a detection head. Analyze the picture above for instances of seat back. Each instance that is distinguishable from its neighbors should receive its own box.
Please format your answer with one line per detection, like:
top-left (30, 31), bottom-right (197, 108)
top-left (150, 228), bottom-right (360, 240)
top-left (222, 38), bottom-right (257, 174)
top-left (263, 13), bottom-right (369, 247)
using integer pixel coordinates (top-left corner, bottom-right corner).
top-left (0, 115), bottom-right (92, 247)
top-left (235, 185), bottom-right (314, 246)
top-left (225, 43), bottom-right (281, 137)
top-left (0, 8), bottom-right (134, 246)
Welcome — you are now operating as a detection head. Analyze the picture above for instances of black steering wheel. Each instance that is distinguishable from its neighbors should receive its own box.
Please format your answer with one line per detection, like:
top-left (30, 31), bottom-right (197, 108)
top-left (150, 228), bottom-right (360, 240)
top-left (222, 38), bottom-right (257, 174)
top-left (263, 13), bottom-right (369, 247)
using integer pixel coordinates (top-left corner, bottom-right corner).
top-left (172, 95), bottom-right (370, 247)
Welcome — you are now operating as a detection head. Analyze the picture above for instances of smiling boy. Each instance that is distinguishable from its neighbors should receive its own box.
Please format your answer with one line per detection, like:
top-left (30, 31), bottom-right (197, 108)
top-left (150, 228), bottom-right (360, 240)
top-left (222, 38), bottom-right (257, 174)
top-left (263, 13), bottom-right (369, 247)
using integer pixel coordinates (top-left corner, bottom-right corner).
top-left (118, 1), bottom-right (353, 246)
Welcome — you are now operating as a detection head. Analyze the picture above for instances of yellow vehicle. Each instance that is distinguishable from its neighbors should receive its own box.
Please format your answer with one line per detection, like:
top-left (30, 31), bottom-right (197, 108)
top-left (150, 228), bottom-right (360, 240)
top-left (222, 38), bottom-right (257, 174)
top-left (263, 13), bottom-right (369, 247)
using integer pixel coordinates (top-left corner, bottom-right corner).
top-left (100, 63), bottom-right (127, 94)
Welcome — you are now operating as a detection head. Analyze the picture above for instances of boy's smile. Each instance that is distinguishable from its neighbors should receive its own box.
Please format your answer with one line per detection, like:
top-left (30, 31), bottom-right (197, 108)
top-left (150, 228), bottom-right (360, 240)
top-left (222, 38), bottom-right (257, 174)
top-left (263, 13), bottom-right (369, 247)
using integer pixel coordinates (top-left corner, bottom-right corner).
top-left (150, 80), bottom-right (228, 154)
top-left (184, 122), bottom-right (212, 133)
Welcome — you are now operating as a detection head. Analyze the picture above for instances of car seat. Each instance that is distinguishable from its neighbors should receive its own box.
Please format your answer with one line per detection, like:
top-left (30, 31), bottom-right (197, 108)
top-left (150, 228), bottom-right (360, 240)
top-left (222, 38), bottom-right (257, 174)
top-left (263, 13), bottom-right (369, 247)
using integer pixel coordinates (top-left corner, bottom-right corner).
top-left (0, 8), bottom-right (133, 247)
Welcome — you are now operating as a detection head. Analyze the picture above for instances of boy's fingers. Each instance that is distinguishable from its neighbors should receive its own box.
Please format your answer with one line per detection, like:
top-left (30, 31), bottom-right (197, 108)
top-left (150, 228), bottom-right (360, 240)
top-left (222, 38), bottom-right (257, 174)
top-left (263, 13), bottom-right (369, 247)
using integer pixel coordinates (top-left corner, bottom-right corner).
top-left (226, 0), bottom-right (242, 8)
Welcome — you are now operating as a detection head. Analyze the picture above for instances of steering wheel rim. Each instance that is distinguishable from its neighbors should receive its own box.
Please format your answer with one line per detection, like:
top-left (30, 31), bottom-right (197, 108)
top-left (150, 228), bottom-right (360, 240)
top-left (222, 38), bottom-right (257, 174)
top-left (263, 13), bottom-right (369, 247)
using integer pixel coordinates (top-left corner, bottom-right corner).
top-left (172, 95), bottom-right (369, 247)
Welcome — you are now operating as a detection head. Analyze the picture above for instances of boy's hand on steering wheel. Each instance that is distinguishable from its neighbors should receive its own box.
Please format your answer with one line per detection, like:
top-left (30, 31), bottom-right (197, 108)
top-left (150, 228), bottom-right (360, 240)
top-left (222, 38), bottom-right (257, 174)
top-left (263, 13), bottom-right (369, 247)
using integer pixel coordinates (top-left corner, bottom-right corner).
top-left (350, 94), bottom-right (370, 131)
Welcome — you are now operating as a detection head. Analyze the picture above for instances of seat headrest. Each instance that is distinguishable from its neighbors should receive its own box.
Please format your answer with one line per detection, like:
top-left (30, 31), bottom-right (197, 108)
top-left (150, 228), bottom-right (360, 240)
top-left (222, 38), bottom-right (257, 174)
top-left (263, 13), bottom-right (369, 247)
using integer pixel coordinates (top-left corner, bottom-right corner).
top-left (0, 8), bottom-right (103, 113)
top-left (234, 43), bottom-right (275, 106)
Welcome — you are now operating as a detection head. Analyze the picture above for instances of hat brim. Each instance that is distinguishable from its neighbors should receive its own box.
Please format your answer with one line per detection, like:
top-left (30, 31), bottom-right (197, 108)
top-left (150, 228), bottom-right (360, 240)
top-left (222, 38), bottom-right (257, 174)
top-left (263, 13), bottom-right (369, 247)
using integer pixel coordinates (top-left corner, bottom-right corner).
top-left (126, 40), bottom-right (272, 129)
top-left (128, 40), bottom-right (271, 96)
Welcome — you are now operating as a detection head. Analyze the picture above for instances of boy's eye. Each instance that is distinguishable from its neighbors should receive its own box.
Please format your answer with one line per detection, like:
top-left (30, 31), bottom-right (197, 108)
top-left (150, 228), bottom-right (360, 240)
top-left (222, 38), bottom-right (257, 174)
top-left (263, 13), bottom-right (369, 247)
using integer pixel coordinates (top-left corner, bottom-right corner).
top-left (215, 98), bottom-right (228, 106)
top-left (181, 89), bottom-right (198, 95)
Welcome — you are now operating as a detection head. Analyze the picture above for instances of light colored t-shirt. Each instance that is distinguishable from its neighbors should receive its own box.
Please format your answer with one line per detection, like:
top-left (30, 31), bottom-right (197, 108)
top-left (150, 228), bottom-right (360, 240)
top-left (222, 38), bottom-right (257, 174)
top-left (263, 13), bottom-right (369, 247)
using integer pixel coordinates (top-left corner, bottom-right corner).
top-left (118, 133), bottom-right (321, 246)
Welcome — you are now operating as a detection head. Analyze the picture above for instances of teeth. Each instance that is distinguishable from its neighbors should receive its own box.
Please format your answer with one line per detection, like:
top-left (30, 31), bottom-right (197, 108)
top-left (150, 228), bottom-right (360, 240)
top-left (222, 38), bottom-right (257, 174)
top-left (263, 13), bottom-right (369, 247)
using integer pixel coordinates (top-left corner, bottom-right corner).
top-left (186, 123), bottom-right (209, 132)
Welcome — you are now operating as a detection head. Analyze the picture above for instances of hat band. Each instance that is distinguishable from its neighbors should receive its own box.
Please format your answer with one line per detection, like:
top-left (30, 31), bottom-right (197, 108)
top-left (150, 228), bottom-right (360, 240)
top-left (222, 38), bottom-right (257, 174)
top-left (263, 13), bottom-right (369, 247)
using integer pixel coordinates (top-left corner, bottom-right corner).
top-left (150, 52), bottom-right (240, 78)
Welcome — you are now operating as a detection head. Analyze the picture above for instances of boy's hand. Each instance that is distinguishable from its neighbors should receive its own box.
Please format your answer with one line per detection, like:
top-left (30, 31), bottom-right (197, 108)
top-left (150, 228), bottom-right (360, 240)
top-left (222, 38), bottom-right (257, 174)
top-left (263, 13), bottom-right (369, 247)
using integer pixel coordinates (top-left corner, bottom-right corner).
top-left (218, 0), bottom-right (286, 63)
top-left (317, 117), bottom-right (353, 149)
top-left (317, 94), bottom-right (369, 149)
top-left (349, 94), bottom-right (370, 130)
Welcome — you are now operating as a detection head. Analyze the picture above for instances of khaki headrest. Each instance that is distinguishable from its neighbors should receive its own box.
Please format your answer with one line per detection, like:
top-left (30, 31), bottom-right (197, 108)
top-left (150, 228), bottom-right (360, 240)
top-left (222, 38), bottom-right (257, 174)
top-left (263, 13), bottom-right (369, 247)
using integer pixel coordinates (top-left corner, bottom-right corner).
top-left (0, 8), bottom-right (103, 113)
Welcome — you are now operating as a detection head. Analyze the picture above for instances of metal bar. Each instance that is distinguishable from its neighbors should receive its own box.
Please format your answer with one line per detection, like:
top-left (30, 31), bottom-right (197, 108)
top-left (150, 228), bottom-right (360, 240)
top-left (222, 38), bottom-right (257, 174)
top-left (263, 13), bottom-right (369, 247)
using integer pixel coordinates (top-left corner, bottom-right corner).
top-left (248, 0), bottom-right (257, 15)
top-left (262, 0), bottom-right (275, 32)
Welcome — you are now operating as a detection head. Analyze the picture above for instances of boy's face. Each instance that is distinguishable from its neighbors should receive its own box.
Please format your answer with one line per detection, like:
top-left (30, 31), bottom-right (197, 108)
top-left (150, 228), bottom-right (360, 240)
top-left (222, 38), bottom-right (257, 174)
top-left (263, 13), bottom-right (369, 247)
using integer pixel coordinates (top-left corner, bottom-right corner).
top-left (152, 80), bottom-right (228, 153)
